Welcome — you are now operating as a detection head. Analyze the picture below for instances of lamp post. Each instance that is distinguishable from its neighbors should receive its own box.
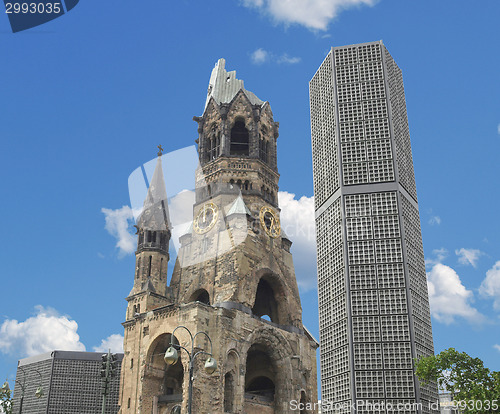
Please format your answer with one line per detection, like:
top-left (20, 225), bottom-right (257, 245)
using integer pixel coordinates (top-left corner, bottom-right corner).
top-left (163, 326), bottom-right (217, 414)
top-left (5, 367), bottom-right (44, 414)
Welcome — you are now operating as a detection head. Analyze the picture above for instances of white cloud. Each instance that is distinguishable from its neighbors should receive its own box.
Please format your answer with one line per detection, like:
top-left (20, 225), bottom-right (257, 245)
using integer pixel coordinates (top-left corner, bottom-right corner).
top-left (494, 344), bottom-right (500, 353)
top-left (251, 48), bottom-right (269, 64)
top-left (428, 215), bottom-right (441, 225)
top-left (93, 334), bottom-right (124, 353)
top-left (250, 48), bottom-right (301, 65)
top-left (242, 0), bottom-right (377, 31)
top-left (427, 263), bottom-right (485, 325)
top-left (497, 123), bottom-right (500, 135)
top-left (455, 248), bottom-right (483, 268)
top-left (425, 248), bottom-right (448, 267)
top-left (102, 206), bottom-right (136, 256)
top-left (479, 261), bottom-right (500, 310)
top-left (278, 191), bottom-right (317, 290)
top-left (276, 54), bottom-right (301, 64)
top-left (0, 306), bottom-right (86, 358)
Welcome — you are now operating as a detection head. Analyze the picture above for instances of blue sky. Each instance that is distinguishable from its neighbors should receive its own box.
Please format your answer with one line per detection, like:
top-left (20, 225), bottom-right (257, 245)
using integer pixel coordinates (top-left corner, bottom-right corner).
top-left (1, 0), bottom-right (499, 395)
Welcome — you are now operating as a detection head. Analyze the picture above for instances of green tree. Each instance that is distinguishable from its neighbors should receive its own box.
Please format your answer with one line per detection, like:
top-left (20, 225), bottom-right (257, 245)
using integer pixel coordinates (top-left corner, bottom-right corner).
top-left (415, 348), bottom-right (500, 414)
top-left (0, 381), bottom-right (13, 414)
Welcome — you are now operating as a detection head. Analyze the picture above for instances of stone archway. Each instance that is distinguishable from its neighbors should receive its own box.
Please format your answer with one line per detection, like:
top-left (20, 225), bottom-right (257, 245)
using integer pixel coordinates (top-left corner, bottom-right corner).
top-left (242, 328), bottom-right (294, 414)
top-left (144, 333), bottom-right (184, 412)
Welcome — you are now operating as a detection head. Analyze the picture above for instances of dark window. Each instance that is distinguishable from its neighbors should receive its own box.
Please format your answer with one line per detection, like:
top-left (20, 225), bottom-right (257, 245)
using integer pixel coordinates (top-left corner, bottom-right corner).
top-left (230, 120), bottom-right (249, 156)
top-left (300, 391), bottom-right (307, 414)
top-left (190, 289), bottom-right (210, 305)
top-left (209, 131), bottom-right (221, 160)
top-left (148, 256), bottom-right (152, 277)
top-left (252, 279), bottom-right (279, 323)
top-left (259, 139), bottom-right (269, 163)
top-left (224, 372), bottom-right (234, 412)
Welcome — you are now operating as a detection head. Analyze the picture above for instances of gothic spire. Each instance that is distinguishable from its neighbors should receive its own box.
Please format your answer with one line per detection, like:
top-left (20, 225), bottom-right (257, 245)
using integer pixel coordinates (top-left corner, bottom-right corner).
top-left (137, 151), bottom-right (171, 231)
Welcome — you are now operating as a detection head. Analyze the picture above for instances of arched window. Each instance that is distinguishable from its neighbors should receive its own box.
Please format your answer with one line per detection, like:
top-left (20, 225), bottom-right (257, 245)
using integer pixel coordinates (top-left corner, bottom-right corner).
top-left (224, 372), bottom-right (234, 412)
top-left (230, 119), bottom-right (249, 156)
top-left (300, 391), bottom-right (308, 414)
top-left (245, 345), bottom-right (276, 403)
top-left (145, 333), bottom-right (183, 400)
top-left (136, 257), bottom-right (141, 279)
top-left (259, 139), bottom-right (268, 163)
top-left (252, 279), bottom-right (279, 324)
top-left (189, 289), bottom-right (210, 305)
top-left (148, 255), bottom-right (152, 277)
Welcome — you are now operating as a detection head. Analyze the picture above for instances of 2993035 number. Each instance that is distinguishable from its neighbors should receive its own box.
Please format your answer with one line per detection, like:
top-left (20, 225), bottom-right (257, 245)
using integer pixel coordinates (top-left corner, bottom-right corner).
top-left (5, 2), bottom-right (62, 14)
top-left (452, 400), bottom-right (499, 411)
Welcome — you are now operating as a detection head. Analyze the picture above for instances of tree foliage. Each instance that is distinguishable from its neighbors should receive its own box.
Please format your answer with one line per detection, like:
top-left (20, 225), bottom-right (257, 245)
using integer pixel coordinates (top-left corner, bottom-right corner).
top-left (415, 348), bottom-right (500, 414)
top-left (0, 382), bottom-right (13, 414)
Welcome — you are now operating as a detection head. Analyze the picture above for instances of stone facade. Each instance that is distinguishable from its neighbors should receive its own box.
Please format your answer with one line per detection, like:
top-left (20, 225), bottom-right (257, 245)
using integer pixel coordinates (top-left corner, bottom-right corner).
top-left (118, 59), bottom-right (318, 414)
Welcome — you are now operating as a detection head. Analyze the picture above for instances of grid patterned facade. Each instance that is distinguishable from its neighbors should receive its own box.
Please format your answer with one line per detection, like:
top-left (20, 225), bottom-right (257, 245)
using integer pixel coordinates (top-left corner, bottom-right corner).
top-left (12, 351), bottom-right (123, 414)
top-left (310, 41), bottom-right (438, 413)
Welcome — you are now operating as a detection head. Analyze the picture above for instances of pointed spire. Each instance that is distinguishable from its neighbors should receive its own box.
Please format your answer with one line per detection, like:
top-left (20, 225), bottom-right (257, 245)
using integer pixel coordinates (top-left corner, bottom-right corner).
top-left (137, 149), bottom-right (171, 231)
top-left (225, 195), bottom-right (252, 216)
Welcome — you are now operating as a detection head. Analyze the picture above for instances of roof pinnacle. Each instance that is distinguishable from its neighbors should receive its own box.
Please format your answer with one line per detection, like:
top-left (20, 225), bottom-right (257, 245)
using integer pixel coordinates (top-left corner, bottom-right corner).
top-left (157, 144), bottom-right (164, 157)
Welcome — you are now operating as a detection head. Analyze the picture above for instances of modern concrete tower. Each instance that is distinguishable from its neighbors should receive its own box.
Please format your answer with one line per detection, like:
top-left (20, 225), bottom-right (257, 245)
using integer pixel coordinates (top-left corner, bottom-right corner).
top-left (119, 59), bottom-right (318, 414)
top-left (12, 351), bottom-right (123, 414)
top-left (309, 41), bottom-right (438, 413)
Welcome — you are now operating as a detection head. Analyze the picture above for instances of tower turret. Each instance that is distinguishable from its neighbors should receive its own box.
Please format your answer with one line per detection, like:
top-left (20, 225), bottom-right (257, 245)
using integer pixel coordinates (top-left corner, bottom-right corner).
top-left (126, 148), bottom-right (171, 317)
top-left (193, 58), bottom-right (280, 207)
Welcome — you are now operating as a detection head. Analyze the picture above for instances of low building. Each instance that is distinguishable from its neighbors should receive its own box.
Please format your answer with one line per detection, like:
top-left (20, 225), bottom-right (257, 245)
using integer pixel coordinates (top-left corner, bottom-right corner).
top-left (12, 350), bottom-right (123, 414)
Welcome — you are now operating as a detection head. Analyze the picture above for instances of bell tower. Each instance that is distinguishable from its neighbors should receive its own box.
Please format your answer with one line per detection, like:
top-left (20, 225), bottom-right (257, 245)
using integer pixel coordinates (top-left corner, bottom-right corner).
top-left (119, 59), bottom-right (318, 414)
top-left (126, 149), bottom-right (171, 319)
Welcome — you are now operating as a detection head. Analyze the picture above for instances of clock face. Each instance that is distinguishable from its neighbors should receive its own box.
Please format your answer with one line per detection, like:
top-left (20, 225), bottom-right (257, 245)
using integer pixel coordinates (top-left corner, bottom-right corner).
top-left (193, 203), bottom-right (219, 234)
top-left (259, 206), bottom-right (281, 238)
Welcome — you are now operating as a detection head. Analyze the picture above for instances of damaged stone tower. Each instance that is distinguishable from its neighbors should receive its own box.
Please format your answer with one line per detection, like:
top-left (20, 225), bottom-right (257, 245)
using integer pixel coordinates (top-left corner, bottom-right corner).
top-left (119, 59), bottom-right (318, 414)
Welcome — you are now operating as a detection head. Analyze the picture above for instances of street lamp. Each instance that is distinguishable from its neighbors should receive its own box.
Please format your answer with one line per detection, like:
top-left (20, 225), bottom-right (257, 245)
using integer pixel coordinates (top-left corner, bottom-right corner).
top-left (7, 366), bottom-right (44, 414)
top-left (164, 326), bottom-right (217, 414)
